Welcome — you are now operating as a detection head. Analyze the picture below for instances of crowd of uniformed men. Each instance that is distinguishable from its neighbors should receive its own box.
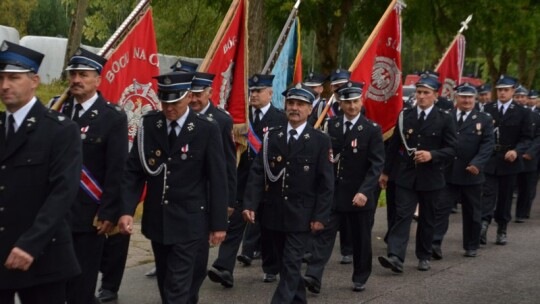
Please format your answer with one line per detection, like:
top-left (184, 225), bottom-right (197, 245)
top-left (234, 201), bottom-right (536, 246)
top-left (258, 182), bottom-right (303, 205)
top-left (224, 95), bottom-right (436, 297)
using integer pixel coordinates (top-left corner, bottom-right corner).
top-left (0, 40), bottom-right (539, 304)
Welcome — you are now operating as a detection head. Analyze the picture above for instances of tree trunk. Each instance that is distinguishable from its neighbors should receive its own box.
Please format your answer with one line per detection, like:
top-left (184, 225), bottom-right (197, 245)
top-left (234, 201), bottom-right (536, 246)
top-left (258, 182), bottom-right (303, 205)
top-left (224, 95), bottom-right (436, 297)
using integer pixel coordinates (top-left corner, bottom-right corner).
top-left (525, 40), bottom-right (540, 88)
top-left (498, 44), bottom-right (513, 76)
top-left (314, 0), bottom-right (353, 97)
top-left (248, 0), bottom-right (264, 75)
top-left (62, 0), bottom-right (89, 81)
top-left (517, 43), bottom-right (527, 84)
top-left (483, 45), bottom-right (499, 94)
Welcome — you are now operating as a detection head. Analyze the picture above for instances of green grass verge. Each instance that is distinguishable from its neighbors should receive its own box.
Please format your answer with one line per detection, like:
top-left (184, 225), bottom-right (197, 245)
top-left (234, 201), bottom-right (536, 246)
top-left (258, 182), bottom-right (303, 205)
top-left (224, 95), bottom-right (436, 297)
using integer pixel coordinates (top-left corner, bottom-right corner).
top-left (377, 189), bottom-right (387, 208)
top-left (0, 81), bottom-right (67, 112)
top-left (36, 80), bottom-right (68, 104)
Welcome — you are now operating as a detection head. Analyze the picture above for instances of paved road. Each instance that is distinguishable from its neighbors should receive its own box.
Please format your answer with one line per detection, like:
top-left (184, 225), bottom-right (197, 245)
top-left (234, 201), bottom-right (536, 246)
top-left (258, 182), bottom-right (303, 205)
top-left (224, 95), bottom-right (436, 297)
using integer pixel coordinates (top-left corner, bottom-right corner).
top-left (106, 197), bottom-right (540, 304)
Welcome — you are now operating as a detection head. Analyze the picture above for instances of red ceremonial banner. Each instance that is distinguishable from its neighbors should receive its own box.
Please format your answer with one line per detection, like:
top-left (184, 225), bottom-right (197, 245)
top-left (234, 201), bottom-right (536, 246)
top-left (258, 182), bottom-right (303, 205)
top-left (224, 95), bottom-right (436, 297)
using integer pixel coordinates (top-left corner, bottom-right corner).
top-left (350, 1), bottom-right (404, 137)
top-left (98, 8), bottom-right (160, 147)
top-left (205, 0), bottom-right (247, 126)
top-left (435, 34), bottom-right (466, 100)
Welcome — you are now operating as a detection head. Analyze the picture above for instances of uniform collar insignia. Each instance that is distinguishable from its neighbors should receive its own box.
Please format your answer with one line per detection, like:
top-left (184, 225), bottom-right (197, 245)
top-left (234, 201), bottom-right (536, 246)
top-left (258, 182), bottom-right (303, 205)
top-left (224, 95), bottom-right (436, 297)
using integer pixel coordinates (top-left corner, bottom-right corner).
top-left (472, 114), bottom-right (477, 120)
top-left (358, 125), bottom-right (363, 131)
top-left (156, 119), bottom-right (164, 128)
top-left (187, 122), bottom-right (195, 131)
top-left (90, 109), bottom-right (99, 118)
top-left (26, 117), bottom-right (36, 127)
top-left (303, 133), bottom-right (310, 141)
top-left (58, 116), bottom-right (65, 121)
top-left (278, 131), bottom-right (284, 138)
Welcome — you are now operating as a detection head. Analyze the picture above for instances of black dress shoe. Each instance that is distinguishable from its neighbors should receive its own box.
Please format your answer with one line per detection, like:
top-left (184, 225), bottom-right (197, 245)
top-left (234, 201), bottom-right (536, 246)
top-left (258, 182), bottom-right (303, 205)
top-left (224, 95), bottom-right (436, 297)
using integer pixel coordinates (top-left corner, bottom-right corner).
top-left (480, 221), bottom-right (488, 245)
top-left (417, 259), bottom-right (431, 271)
top-left (263, 273), bottom-right (277, 283)
top-left (432, 245), bottom-right (443, 260)
top-left (515, 217), bottom-right (525, 223)
top-left (495, 233), bottom-right (507, 245)
top-left (145, 266), bottom-right (157, 277)
top-left (378, 255), bottom-right (403, 273)
top-left (353, 283), bottom-right (366, 292)
top-left (207, 267), bottom-right (234, 288)
top-left (252, 251), bottom-right (262, 259)
top-left (97, 288), bottom-right (118, 302)
top-left (303, 276), bottom-right (321, 294)
top-left (302, 252), bottom-right (313, 263)
top-left (463, 250), bottom-right (477, 257)
top-left (340, 255), bottom-right (353, 264)
top-left (236, 254), bottom-right (252, 266)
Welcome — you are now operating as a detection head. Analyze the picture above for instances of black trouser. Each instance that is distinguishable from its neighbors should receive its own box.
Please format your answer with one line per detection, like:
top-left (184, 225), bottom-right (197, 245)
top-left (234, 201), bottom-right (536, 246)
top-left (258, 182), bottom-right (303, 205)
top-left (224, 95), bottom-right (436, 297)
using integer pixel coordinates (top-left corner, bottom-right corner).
top-left (305, 210), bottom-right (374, 286)
top-left (482, 174), bottom-right (516, 231)
top-left (516, 170), bottom-right (538, 218)
top-left (264, 229), bottom-right (310, 304)
top-left (338, 213), bottom-right (353, 256)
top-left (434, 184), bottom-right (483, 251)
top-left (99, 233), bottom-right (130, 292)
top-left (261, 225), bottom-right (281, 275)
top-left (212, 206), bottom-right (246, 273)
top-left (151, 237), bottom-right (208, 304)
top-left (240, 218), bottom-right (261, 258)
top-left (0, 280), bottom-right (68, 304)
top-left (384, 181), bottom-right (397, 242)
top-left (386, 186), bottom-right (440, 261)
top-left (66, 232), bottom-right (105, 304)
top-left (348, 211), bottom-right (375, 284)
top-left (190, 237), bottom-right (210, 304)
top-left (304, 212), bottom-right (340, 285)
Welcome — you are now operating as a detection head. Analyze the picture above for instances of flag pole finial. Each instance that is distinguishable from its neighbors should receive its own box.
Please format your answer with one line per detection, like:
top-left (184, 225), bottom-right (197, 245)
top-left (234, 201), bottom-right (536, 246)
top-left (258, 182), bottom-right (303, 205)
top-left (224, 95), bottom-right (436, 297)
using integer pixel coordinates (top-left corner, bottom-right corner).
top-left (294, 0), bottom-right (301, 10)
top-left (458, 14), bottom-right (473, 34)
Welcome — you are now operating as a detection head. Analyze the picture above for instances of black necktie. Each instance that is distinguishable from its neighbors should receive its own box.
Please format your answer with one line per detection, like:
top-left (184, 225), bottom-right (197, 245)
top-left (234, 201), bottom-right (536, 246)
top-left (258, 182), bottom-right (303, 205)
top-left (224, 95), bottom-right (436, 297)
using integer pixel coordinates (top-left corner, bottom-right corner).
top-left (254, 109), bottom-right (262, 127)
top-left (169, 121), bottom-right (178, 148)
top-left (6, 115), bottom-right (15, 143)
top-left (344, 121), bottom-right (352, 138)
top-left (458, 111), bottom-right (465, 126)
top-left (288, 129), bottom-right (297, 152)
top-left (72, 103), bottom-right (83, 122)
top-left (499, 105), bottom-right (504, 117)
top-left (418, 110), bottom-right (426, 128)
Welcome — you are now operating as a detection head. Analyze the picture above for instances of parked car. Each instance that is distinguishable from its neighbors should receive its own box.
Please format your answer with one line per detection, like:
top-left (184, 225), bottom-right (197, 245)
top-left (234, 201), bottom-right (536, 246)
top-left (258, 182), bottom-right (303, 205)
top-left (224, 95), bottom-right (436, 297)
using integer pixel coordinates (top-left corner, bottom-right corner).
top-left (402, 84), bottom-right (416, 105)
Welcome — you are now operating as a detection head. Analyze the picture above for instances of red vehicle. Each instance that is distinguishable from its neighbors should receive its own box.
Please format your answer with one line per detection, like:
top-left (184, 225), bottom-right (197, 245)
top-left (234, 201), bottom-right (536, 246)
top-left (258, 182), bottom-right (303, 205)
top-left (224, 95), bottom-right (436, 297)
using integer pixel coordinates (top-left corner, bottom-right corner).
top-left (403, 74), bottom-right (483, 87)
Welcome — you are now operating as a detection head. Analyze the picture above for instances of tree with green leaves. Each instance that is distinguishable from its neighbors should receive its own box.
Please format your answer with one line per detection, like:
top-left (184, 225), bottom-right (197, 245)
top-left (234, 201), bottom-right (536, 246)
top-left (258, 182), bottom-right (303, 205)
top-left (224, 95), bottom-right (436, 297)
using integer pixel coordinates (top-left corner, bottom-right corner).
top-left (402, 0), bottom-right (540, 88)
top-left (0, 0), bottom-right (38, 35)
top-left (27, 0), bottom-right (70, 37)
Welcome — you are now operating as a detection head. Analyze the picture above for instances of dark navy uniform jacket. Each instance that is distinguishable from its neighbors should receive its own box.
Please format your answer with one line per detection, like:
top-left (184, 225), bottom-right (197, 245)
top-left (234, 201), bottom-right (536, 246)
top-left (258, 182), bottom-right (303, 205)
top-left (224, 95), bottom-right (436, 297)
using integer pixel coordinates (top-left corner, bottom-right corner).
top-left (307, 97), bottom-right (327, 126)
top-left (244, 124), bottom-right (334, 232)
top-left (384, 106), bottom-right (457, 191)
top-left (61, 96), bottom-right (128, 232)
top-left (446, 109), bottom-right (494, 185)
top-left (520, 110), bottom-right (540, 172)
top-left (122, 110), bottom-right (228, 244)
top-left (204, 102), bottom-right (237, 207)
top-left (236, 105), bottom-right (286, 204)
top-left (0, 101), bottom-right (81, 288)
top-left (483, 101), bottom-right (533, 175)
top-left (327, 115), bottom-right (385, 212)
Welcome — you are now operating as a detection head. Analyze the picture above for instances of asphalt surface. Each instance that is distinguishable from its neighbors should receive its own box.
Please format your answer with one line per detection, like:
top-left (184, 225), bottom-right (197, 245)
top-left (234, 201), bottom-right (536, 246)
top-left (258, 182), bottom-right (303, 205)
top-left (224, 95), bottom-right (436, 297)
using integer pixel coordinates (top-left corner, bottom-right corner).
top-left (104, 195), bottom-right (540, 304)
